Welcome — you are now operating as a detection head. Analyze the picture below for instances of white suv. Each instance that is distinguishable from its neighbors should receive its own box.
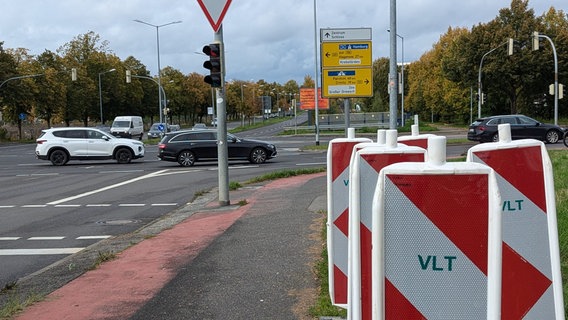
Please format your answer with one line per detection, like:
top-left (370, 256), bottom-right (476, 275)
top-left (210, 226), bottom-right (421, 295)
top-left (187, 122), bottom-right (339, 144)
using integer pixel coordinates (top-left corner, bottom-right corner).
top-left (36, 127), bottom-right (145, 166)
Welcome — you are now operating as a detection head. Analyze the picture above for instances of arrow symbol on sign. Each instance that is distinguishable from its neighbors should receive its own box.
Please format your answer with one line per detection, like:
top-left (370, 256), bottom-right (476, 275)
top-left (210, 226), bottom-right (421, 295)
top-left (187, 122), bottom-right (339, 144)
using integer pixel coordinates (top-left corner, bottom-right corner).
top-left (365, 79), bottom-right (370, 85)
top-left (326, 52), bottom-right (331, 58)
top-left (324, 32), bottom-right (331, 38)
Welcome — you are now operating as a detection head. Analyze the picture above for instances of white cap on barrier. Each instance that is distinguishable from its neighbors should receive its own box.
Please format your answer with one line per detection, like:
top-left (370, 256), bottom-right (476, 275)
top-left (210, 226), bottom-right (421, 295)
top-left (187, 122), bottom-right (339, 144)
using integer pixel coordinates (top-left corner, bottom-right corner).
top-left (386, 130), bottom-right (398, 148)
top-left (428, 136), bottom-right (446, 166)
top-left (377, 129), bottom-right (386, 145)
top-left (348, 127), bottom-right (356, 139)
top-left (414, 114), bottom-right (419, 125)
top-left (411, 124), bottom-right (419, 136)
top-left (498, 123), bottom-right (512, 143)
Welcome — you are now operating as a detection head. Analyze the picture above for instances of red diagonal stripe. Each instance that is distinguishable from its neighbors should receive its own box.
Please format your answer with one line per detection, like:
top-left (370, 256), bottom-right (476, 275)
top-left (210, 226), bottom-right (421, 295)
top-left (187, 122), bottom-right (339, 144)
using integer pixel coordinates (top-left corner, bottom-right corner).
top-left (385, 278), bottom-right (426, 319)
top-left (334, 208), bottom-right (349, 237)
top-left (473, 146), bottom-right (546, 212)
top-left (501, 242), bottom-right (552, 319)
top-left (331, 141), bottom-right (362, 181)
top-left (333, 265), bottom-right (348, 304)
top-left (362, 153), bottom-right (425, 174)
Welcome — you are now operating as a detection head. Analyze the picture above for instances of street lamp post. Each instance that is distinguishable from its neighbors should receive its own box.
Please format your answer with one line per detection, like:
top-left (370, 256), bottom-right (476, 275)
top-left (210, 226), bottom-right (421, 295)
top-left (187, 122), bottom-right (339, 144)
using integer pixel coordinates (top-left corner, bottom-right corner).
top-left (240, 83), bottom-right (247, 127)
top-left (134, 19), bottom-right (182, 124)
top-left (388, 29), bottom-right (404, 127)
top-left (478, 40), bottom-right (509, 118)
top-left (98, 68), bottom-right (116, 124)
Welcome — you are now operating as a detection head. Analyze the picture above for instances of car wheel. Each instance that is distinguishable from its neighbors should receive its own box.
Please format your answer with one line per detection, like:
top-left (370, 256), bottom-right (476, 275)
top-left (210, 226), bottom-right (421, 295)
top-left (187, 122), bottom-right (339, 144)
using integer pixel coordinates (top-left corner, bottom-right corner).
top-left (49, 149), bottom-right (69, 166)
top-left (249, 147), bottom-right (267, 164)
top-left (177, 150), bottom-right (195, 167)
top-left (116, 148), bottom-right (133, 164)
top-left (491, 133), bottom-right (499, 142)
top-left (545, 130), bottom-right (560, 144)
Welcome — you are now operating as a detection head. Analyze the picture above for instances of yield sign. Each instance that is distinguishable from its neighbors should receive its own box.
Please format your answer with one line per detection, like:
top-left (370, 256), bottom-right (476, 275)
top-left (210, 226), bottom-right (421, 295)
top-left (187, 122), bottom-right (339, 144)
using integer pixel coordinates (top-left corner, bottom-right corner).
top-left (197, 0), bottom-right (232, 32)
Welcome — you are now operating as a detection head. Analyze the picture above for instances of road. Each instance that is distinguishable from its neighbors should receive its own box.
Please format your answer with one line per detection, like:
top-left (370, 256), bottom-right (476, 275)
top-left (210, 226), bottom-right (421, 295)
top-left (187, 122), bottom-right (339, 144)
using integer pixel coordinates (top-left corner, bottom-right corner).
top-left (0, 129), bottom-right (326, 288)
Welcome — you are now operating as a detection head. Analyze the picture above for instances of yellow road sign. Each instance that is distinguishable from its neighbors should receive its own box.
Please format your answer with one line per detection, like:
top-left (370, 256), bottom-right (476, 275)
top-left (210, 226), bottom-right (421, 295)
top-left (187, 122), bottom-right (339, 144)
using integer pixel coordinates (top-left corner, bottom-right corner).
top-left (321, 41), bottom-right (372, 68)
top-left (322, 68), bottom-right (373, 98)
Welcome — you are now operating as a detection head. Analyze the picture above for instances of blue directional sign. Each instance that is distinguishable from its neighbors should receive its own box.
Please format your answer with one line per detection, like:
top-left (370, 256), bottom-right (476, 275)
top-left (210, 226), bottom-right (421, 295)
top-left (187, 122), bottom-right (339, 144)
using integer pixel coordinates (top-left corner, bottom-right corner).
top-left (158, 124), bottom-right (165, 132)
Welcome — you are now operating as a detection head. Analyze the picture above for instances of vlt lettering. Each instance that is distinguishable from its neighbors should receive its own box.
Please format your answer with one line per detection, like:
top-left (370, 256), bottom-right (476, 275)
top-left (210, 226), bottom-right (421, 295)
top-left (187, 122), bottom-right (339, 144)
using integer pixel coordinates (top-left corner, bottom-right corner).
top-left (418, 255), bottom-right (457, 271)
top-left (502, 199), bottom-right (524, 211)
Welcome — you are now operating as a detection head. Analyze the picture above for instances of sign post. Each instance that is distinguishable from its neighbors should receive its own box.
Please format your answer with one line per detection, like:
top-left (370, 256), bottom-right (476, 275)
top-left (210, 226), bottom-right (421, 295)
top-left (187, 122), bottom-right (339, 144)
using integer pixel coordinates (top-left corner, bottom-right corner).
top-left (197, 0), bottom-right (233, 205)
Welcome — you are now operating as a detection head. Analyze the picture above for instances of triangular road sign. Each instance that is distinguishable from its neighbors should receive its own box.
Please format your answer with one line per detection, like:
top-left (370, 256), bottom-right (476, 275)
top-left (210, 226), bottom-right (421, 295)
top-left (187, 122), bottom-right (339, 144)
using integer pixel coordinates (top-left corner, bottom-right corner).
top-left (197, 0), bottom-right (232, 32)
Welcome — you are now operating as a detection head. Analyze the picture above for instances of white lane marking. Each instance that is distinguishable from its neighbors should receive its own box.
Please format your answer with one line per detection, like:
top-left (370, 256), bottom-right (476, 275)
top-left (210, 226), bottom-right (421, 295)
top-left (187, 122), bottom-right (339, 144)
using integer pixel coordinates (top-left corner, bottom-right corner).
top-left (76, 235), bottom-right (111, 240)
top-left (0, 206), bottom-right (15, 208)
top-left (0, 248), bottom-right (84, 255)
top-left (118, 204), bottom-right (145, 207)
top-left (28, 237), bottom-right (66, 240)
top-left (47, 169), bottom-right (169, 205)
top-left (0, 237), bottom-right (21, 241)
top-left (151, 203), bottom-right (178, 206)
top-left (86, 204), bottom-right (112, 207)
top-left (54, 204), bottom-right (81, 208)
top-left (99, 170), bottom-right (144, 174)
top-left (296, 162), bottom-right (326, 166)
top-left (16, 173), bottom-right (60, 177)
top-left (22, 205), bottom-right (47, 208)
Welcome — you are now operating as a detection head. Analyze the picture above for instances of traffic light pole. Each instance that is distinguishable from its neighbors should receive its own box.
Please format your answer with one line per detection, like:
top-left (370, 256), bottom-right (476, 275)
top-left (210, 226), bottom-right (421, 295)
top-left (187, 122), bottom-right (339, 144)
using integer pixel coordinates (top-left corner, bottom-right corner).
top-left (214, 25), bottom-right (230, 206)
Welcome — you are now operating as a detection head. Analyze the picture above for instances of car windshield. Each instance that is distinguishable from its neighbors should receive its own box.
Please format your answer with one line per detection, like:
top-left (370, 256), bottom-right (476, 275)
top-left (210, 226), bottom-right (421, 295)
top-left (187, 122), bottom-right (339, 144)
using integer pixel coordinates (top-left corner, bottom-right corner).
top-left (112, 121), bottom-right (130, 128)
top-left (150, 124), bottom-right (164, 130)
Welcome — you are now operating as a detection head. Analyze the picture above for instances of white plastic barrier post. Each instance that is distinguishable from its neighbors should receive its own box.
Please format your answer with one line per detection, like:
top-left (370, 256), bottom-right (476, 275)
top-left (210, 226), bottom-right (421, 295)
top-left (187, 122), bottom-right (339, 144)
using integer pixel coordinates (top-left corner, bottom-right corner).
top-left (397, 124), bottom-right (436, 149)
top-left (372, 136), bottom-right (502, 319)
top-left (348, 130), bottom-right (426, 320)
top-left (467, 123), bottom-right (565, 319)
top-left (327, 129), bottom-right (372, 307)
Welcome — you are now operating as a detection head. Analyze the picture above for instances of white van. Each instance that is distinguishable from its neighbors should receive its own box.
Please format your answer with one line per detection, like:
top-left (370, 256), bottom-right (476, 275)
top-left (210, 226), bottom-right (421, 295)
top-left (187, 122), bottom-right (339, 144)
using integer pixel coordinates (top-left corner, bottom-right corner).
top-left (110, 116), bottom-right (144, 140)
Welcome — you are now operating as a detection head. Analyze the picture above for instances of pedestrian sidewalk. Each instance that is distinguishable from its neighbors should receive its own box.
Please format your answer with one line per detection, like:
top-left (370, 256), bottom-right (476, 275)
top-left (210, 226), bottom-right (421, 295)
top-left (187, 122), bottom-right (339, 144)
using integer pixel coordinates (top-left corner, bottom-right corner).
top-left (12, 172), bottom-right (327, 320)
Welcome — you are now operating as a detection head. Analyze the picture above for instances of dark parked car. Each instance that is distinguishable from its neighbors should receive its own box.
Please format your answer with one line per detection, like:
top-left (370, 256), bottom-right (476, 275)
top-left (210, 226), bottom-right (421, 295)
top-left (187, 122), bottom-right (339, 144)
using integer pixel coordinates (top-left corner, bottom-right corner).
top-left (467, 115), bottom-right (566, 143)
top-left (157, 129), bottom-right (277, 167)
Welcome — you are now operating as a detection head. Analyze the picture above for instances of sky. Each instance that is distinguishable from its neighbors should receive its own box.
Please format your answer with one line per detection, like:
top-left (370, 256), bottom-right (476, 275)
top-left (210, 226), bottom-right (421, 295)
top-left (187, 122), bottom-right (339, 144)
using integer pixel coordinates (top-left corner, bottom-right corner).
top-left (1, 0), bottom-right (564, 85)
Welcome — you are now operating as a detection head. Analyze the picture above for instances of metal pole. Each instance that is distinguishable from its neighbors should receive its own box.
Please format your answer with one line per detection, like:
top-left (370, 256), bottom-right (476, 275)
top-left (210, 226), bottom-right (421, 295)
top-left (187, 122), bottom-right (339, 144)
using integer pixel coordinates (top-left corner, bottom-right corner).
top-left (400, 34), bottom-right (404, 127)
top-left (539, 35), bottom-right (559, 125)
top-left (313, 0), bottom-right (320, 145)
top-left (156, 26), bottom-right (163, 125)
top-left (134, 20), bottom-right (181, 125)
top-left (389, 0), bottom-right (398, 129)
top-left (477, 40), bottom-right (508, 118)
top-left (98, 73), bottom-right (103, 124)
top-left (98, 68), bottom-right (116, 124)
top-left (215, 25), bottom-right (229, 206)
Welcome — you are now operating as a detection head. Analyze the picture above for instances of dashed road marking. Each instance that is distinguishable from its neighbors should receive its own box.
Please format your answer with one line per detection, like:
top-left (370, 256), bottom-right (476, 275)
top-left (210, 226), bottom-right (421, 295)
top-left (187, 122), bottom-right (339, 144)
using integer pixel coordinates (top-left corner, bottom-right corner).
top-left (28, 236), bottom-right (66, 240)
top-left (0, 248), bottom-right (84, 255)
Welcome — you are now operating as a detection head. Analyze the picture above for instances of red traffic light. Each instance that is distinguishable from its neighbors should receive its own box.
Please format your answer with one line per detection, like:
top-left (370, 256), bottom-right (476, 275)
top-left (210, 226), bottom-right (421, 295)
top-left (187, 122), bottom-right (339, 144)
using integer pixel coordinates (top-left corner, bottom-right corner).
top-left (202, 43), bottom-right (220, 58)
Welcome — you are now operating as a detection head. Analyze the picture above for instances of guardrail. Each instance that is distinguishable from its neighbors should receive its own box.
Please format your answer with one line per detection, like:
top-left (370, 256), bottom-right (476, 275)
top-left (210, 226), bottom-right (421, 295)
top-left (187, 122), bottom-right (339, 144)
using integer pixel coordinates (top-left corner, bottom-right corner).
top-left (284, 122), bottom-right (390, 131)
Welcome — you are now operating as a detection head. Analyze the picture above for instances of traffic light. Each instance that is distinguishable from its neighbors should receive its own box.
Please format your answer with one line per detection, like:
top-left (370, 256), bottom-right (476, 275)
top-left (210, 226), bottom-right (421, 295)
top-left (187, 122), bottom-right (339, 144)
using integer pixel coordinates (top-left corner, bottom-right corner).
top-left (532, 31), bottom-right (540, 51)
top-left (507, 38), bottom-right (514, 56)
top-left (126, 70), bottom-right (131, 83)
top-left (481, 92), bottom-right (486, 105)
top-left (202, 43), bottom-right (222, 87)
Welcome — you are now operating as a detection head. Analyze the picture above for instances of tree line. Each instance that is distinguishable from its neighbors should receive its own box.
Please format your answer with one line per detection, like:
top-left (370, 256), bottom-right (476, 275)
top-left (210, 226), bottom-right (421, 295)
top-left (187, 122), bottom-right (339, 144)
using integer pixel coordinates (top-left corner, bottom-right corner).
top-left (1, 0), bottom-right (566, 135)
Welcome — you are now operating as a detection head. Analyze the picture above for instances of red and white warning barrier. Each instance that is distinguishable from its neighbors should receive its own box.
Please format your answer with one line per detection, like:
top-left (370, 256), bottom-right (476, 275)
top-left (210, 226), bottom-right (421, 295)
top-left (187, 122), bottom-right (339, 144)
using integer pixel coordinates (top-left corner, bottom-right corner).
top-left (327, 128), bottom-right (372, 306)
top-left (372, 136), bottom-right (502, 319)
top-left (348, 130), bottom-right (426, 320)
top-left (397, 124), bottom-right (436, 149)
top-left (467, 124), bottom-right (565, 319)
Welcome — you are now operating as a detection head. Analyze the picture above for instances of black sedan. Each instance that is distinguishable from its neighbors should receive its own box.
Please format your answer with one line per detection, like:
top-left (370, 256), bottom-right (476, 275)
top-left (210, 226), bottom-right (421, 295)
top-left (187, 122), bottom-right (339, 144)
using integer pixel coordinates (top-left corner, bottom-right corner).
top-left (467, 115), bottom-right (566, 143)
top-left (157, 129), bottom-right (277, 166)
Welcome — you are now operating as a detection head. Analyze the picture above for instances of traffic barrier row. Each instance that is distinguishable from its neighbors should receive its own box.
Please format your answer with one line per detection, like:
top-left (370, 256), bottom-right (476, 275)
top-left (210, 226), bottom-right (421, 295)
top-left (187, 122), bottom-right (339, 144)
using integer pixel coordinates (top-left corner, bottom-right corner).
top-left (326, 124), bottom-right (564, 319)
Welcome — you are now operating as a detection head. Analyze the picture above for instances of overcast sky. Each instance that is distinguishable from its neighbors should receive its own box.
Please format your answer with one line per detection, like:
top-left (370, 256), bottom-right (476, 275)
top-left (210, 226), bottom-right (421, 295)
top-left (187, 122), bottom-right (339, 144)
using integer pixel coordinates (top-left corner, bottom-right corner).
top-left (1, 0), bottom-right (563, 85)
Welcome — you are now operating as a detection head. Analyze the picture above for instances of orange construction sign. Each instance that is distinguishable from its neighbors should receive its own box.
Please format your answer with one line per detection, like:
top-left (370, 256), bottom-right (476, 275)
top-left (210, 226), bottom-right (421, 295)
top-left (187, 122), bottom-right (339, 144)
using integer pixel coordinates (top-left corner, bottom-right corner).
top-left (300, 88), bottom-right (329, 110)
